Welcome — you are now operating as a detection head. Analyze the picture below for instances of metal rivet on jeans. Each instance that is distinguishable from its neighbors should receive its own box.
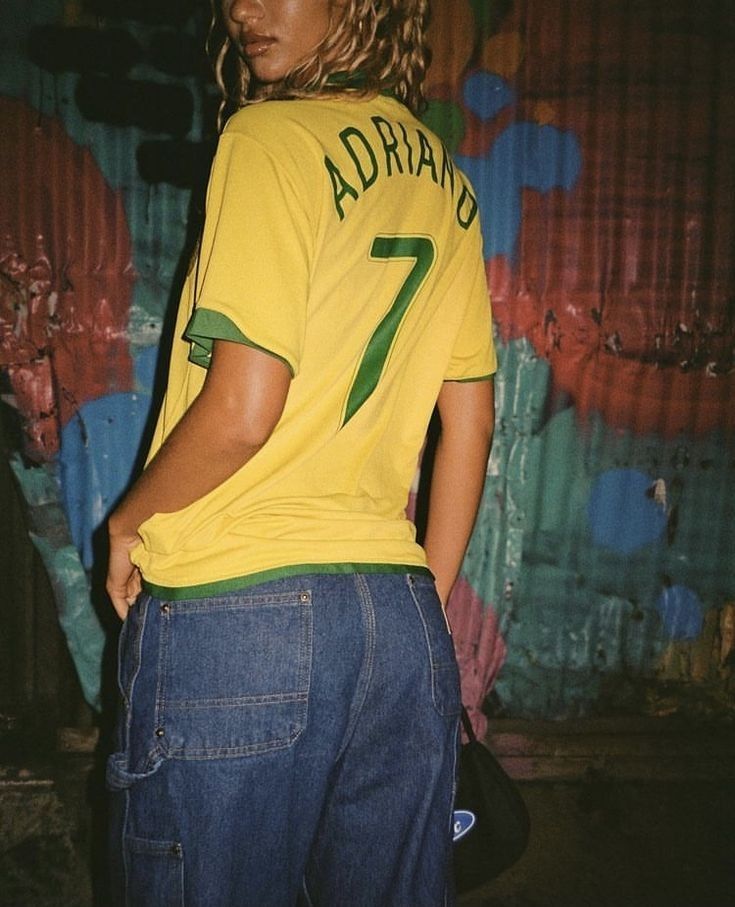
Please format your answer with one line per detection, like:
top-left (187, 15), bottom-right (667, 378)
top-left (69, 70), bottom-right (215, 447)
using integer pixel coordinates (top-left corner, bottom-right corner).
top-left (299, 592), bottom-right (309, 603)
top-left (160, 603), bottom-right (170, 614)
top-left (170, 843), bottom-right (182, 858)
top-left (155, 727), bottom-right (165, 738)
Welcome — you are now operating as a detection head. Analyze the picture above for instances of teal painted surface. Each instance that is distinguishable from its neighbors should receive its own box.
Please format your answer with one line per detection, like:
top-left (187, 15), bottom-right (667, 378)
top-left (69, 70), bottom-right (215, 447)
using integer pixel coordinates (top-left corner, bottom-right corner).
top-left (459, 339), bottom-right (734, 717)
top-left (9, 455), bottom-right (104, 710)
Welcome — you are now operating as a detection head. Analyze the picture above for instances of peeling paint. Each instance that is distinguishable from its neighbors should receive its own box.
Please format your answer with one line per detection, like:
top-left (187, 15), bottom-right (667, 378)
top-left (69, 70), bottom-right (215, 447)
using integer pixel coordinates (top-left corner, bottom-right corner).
top-left (0, 96), bottom-right (134, 461)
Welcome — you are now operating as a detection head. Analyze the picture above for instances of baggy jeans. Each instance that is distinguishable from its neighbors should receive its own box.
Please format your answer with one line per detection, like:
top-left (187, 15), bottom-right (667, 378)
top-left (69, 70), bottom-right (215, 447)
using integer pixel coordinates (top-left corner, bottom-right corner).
top-left (107, 572), bottom-right (461, 907)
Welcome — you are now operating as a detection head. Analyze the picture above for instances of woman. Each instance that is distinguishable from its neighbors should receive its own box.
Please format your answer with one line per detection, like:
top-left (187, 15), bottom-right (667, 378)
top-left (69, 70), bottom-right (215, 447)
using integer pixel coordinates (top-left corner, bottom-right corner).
top-left (106, 1), bottom-right (496, 904)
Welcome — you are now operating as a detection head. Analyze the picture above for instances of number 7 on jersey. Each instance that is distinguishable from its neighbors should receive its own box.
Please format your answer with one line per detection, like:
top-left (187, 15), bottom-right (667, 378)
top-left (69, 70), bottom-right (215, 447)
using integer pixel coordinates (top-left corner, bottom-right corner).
top-left (342, 235), bottom-right (436, 427)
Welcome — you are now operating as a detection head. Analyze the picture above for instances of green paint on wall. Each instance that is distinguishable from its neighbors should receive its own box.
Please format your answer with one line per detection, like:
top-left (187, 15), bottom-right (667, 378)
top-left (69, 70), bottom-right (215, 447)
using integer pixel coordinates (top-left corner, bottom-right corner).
top-left (460, 339), bottom-right (735, 718)
top-left (421, 100), bottom-right (466, 154)
top-left (469, 0), bottom-right (514, 38)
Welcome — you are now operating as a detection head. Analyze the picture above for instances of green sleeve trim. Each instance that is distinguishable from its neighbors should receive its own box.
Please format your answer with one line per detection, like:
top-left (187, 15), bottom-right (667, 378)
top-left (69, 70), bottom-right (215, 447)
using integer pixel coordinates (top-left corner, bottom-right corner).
top-left (184, 308), bottom-right (295, 376)
top-left (445, 372), bottom-right (496, 383)
top-left (142, 562), bottom-right (433, 601)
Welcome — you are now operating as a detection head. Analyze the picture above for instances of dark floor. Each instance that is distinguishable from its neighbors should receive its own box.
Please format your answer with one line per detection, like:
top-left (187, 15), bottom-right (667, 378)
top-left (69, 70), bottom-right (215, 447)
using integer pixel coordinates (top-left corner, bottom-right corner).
top-left (459, 780), bottom-right (735, 907)
top-left (1, 751), bottom-right (734, 907)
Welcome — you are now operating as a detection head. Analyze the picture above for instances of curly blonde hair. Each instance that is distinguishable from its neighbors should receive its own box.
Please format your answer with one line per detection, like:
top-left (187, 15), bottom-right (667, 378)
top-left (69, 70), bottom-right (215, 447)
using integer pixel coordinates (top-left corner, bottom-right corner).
top-left (208, 0), bottom-right (431, 128)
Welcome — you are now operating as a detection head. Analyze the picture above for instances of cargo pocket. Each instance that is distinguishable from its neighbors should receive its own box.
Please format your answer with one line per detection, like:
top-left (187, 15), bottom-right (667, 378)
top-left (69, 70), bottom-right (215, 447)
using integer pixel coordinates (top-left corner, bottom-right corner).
top-left (407, 574), bottom-right (462, 719)
top-left (125, 835), bottom-right (184, 907)
top-left (155, 588), bottom-right (313, 759)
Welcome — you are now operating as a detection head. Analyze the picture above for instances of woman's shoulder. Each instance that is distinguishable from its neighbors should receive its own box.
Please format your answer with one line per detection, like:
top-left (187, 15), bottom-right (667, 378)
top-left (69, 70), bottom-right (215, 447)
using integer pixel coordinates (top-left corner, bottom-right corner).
top-left (218, 101), bottom-right (332, 183)
top-left (223, 100), bottom-right (318, 144)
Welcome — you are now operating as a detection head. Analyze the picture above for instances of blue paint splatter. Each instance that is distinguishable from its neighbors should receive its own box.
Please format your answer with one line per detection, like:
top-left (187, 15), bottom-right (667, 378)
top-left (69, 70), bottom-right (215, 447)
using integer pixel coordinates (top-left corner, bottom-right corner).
top-left (134, 344), bottom-right (160, 394)
top-left (463, 71), bottom-right (516, 120)
top-left (456, 121), bottom-right (581, 260)
top-left (587, 469), bottom-right (668, 555)
top-left (59, 392), bottom-right (153, 568)
top-left (655, 585), bottom-right (704, 641)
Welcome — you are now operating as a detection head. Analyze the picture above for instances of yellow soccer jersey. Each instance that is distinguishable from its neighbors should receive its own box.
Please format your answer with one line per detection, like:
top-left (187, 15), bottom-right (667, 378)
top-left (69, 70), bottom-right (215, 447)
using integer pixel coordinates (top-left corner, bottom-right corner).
top-left (132, 94), bottom-right (497, 598)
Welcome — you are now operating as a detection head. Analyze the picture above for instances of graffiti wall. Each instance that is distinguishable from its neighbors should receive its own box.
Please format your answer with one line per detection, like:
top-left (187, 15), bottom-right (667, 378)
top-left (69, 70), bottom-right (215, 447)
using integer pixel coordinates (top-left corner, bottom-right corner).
top-left (1, 0), bottom-right (212, 708)
top-left (2, 0), bottom-right (733, 722)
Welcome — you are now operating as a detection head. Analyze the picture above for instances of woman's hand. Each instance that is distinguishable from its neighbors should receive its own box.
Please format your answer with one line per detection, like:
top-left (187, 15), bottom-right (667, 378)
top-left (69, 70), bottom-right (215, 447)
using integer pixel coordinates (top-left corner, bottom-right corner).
top-left (106, 528), bottom-right (142, 620)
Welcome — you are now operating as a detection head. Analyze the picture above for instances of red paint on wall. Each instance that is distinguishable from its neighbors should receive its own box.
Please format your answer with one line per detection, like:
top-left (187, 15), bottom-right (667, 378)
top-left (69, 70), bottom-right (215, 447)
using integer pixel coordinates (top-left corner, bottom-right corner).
top-left (478, 1), bottom-right (734, 437)
top-left (424, 0), bottom-right (476, 97)
top-left (0, 96), bottom-right (134, 460)
top-left (447, 577), bottom-right (507, 741)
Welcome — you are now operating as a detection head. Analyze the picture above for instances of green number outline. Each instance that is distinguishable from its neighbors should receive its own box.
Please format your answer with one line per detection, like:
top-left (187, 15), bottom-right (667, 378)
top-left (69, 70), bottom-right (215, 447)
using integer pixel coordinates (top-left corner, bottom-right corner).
top-left (341, 234), bottom-right (436, 427)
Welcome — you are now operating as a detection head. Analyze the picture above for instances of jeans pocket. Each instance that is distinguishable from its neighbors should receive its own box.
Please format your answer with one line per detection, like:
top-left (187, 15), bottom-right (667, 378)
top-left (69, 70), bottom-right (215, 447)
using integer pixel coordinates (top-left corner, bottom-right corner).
top-left (407, 575), bottom-right (462, 719)
top-left (156, 589), bottom-right (313, 759)
top-left (125, 835), bottom-right (184, 907)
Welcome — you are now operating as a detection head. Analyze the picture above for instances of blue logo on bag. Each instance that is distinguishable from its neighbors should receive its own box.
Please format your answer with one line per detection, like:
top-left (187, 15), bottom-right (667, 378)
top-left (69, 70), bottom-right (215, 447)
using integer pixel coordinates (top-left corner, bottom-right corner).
top-left (453, 810), bottom-right (476, 842)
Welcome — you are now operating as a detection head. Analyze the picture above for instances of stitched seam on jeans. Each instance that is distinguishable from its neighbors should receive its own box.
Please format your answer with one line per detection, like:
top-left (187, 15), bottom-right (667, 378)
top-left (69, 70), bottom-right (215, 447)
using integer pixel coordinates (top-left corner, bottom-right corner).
top-left (172, 591), bottom-right (310, 613)
top-left (117, 615), bottom-right (130, 711)
top-left (298, 592), bottom-right (314, 721)
top-left (333, 574), bottom-right (376, 763)
top-left (122, 788), bottom-right (131, 907)
top-left (408, 578), bottom-right (455, 667)
top-left (153, 599), bottom-right (170, 767)
top-left (445, 717), bottom-right (460, 907)
top-left (119, 597), bottom-right (152, 777)
top-left (406, 576), bottom-right (446, 718)
top-left (125, 835), bottom-right (184, 856)
top-left (120, 595), bottom-right (148, 723)
top-left (166, 691), bottom-right (309, 709)
top-left (301, 876), bottom-right (316, 907)
top-left (168, 731), bottom-right (302, 759)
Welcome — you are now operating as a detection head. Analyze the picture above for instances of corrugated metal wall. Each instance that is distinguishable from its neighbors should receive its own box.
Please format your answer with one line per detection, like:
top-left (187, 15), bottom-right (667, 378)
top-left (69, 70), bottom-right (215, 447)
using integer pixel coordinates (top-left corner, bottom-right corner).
top-left (433, 0), bottom-right (735, 725)
top-left (2, 0), bottom-right (733, 724)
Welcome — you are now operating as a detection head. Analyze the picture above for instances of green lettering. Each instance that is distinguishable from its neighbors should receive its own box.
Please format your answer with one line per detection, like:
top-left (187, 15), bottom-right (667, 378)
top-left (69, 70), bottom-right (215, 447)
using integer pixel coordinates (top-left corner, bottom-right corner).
top-left (456, 182), bottom-right (478, 229)
top-left (440, 144), bottom-right (455, 194)
top-left (324, 155), bottom-right (359, 220)
top-left (371, 116), bottom-right (404, 176)
top-left (397, 122), bottom-right (415, 174)
top-left (340, 127), bottom-right (378, 191)
top-left (415, 130), bottom-right (438, 184)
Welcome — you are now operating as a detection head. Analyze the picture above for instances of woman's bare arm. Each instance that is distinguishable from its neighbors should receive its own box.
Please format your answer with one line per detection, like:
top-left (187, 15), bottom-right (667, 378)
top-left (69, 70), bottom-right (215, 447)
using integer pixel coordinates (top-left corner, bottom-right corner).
top-left (423, 378), bottom-right (495, 606)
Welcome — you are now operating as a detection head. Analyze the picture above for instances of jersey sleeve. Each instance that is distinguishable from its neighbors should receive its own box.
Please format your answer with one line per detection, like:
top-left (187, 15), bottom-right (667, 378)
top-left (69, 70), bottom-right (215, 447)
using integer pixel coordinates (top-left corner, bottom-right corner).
top-left (444, 243), bottom-right (497, 381)
top-left (185, 128), bottom-right (312, 376)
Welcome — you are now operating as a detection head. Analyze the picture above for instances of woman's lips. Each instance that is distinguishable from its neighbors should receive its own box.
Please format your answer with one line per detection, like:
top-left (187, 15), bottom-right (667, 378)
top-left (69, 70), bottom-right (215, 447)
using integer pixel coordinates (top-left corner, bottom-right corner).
top-left (243, 35), bottom-right (276, 57)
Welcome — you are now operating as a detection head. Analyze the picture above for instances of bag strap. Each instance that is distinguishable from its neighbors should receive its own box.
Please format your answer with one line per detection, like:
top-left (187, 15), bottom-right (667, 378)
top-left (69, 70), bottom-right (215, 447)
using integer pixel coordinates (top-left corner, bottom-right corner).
top-left (460, 705), bottom-right (477, 744)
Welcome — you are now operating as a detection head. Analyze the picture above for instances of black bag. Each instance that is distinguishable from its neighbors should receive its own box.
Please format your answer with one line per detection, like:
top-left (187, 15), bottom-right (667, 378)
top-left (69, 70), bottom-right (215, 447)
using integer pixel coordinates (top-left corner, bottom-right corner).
top-left (453, 707), bottom-right (531, 893)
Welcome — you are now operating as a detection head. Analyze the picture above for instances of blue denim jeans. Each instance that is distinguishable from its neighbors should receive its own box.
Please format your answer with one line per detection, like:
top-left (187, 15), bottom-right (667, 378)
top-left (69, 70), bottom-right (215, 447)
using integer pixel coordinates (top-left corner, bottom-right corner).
top-left (107, 572), bottom-right (461, 907)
